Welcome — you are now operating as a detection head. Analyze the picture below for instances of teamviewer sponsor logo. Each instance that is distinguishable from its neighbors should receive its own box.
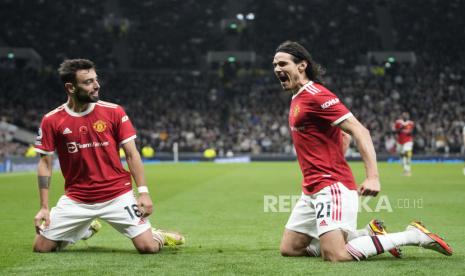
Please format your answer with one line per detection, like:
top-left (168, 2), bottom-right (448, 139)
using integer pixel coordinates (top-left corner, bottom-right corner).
top-left (67, 142), bottom-right (78, 153)
top-left (66, 141), bottom-right (110, 153)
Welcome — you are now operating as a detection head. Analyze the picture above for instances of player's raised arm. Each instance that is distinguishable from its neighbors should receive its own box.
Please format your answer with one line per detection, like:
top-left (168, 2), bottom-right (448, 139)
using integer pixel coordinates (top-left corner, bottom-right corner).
top-left (122, 139), bottom-right (153, 217)
top-left (34, 154), bottom-right (53, 233)
top-left (341, 130), bottom-right (352, 155)
top-left (338, 116), bottom-right (380, 196)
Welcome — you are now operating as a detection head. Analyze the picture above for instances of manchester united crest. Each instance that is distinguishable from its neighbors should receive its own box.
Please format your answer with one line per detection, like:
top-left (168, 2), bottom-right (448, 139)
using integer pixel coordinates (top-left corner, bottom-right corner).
top-left (93, 120), bottom-right (107, 133)
top-left (293, 105), bottom-right (300, 117)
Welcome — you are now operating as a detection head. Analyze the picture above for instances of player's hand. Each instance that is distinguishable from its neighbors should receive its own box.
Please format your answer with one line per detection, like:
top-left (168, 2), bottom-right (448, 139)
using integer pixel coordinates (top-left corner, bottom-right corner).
top-left (137, 193), bottom-right (153, 218)
top-left (359, 178), bottom-right (380, 197)
top-left (34, 208), bottom-right (50, 234)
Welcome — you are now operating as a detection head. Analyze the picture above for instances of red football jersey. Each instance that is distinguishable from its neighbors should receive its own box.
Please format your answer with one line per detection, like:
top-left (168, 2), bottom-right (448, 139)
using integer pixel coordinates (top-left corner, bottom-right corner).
top-left (393, 119), bottom-right (414, 144)
top-left (34, 101), bottom-right (136, 203)
top-left (289, 81), bottom-right (357, 194)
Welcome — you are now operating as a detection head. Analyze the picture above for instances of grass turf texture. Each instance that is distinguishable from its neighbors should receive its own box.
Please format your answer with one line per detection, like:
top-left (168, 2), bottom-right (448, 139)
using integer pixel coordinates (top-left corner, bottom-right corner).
top-left (0, 162), bottom-right (464, 275)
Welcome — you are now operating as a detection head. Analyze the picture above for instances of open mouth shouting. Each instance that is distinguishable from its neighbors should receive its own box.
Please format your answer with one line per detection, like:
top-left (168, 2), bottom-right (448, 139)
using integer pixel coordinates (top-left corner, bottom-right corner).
top-left (277, 73), bottom-right (291, 88)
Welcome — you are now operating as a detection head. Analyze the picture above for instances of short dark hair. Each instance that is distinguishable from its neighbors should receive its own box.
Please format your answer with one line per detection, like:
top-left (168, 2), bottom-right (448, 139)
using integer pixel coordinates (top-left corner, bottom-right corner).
top-left (275, 41), bottom-right (325, 84)
top-left (58, 59), bottom-right (95, 84)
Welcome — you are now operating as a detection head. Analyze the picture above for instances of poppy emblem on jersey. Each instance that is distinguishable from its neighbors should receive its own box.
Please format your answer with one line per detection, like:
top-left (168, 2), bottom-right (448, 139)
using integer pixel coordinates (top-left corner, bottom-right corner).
top-left (293, 105), bottom-right (300, 117)
top-left (93, 120), bottom-right (107, 133)
top-left (79, 126), bottom-right (88, 134)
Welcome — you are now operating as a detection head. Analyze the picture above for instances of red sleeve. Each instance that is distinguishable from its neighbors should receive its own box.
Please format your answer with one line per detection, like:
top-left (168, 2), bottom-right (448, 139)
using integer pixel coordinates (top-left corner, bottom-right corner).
top-left (34, 116), bottom-right (55, 155)
top-left (115, 106), bottom-right (137, 145)
top-left (307, 86), bottom-right (352, 125)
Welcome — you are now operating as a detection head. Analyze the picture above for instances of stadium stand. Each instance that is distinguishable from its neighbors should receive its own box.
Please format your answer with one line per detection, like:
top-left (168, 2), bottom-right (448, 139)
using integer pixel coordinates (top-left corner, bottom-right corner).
top-left (0, 0), bottom-right (464, 157)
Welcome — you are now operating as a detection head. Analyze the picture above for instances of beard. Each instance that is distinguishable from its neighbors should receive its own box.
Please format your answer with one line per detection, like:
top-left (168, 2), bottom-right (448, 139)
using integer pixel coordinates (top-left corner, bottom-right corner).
top-left (75, 87), bottom-right (99, 103)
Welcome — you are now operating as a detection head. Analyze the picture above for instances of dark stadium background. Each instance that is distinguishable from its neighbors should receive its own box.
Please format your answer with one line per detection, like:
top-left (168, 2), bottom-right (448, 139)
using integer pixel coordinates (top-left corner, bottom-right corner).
top-left (0, 0), bottom-right (464, 167)
top-left (1, 2), bottom-right (464, 274)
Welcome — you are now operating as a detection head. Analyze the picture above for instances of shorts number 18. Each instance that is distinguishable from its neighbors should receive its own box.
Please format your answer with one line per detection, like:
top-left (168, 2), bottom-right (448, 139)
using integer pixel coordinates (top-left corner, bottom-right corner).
top-left (124, 204), bottom-right (142, 219)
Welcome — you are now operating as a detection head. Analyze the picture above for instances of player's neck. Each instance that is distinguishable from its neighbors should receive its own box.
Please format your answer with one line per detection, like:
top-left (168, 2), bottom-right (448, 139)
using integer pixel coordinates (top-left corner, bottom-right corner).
top-left (67, 98), bottom-right (92, 113)
top-left (292, 78), bottom-right (311, 95)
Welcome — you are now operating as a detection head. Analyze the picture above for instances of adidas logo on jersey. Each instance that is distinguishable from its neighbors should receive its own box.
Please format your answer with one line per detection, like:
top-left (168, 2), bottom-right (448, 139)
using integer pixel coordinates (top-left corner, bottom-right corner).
top-left (319, 219), bottom-right (328, 227)
top-left (63, 128), bottom-right (72, 135)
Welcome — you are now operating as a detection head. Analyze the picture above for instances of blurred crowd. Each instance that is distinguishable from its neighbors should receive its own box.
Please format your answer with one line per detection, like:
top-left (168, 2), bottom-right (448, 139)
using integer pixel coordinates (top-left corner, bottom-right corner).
top-left (1, 63), bottom-right (463, 157)
top-left (0, 0), bottom-right (115, 69)
top-left (121, 0), bottom-right (225, 70)
top-left (0, 0), bottom-right (464, 157)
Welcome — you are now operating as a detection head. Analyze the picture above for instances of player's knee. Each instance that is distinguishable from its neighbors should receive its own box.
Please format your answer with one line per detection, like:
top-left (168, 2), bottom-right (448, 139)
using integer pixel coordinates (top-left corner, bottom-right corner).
top-left (136, 242), bottom-right (160, 254)
top-left (322, 251), bottom-right (343, 262)
top-left (33, 246), bottom-right (46, 253)
top-left (33, 243), bottom-right (53, 253)
top-left (321, 249), bottom-right (350, 262)
top-left (280, 243), bottom-right (302, 257)
top-left (280, 246), bottom-right (293, 257)
top-left (33, 236), bottom-right (56, 253)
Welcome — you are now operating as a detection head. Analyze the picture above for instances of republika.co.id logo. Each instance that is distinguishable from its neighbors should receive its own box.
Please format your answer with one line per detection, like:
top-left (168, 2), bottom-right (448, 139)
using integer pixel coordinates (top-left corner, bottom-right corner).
top-left (263, 195), bottom-right (423, 213)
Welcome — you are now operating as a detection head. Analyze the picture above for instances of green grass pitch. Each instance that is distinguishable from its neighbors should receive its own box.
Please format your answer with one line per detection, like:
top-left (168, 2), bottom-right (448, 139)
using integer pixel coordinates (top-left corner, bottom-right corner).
top-left (0, 162), bottom-right (464, 275)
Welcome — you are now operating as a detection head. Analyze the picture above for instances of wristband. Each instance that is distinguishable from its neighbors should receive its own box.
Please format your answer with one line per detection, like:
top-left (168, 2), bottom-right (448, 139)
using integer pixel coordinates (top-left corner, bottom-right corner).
top-left (138, 186), bottom-right (149, 194)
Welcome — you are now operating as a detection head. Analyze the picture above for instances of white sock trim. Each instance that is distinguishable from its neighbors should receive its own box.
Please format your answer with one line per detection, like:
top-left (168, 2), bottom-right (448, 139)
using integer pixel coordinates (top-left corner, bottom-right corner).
top-left (305, 239), bottom-right (320, 257)
top-left (346, 244), bottom-right (364, 261)
top-left (153, 231), bottom-right (165, 249)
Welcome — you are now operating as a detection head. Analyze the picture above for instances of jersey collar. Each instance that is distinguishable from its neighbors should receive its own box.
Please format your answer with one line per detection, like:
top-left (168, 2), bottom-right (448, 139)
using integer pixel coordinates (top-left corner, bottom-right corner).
top-left (292, 81), bottom-right (313, 100)
top-left (64, 102), bottom-right (96, 117)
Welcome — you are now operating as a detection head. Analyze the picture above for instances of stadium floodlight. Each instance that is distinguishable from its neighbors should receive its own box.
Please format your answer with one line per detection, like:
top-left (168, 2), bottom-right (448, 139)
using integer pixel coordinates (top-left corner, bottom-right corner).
top-left (246, 13), bottom-right (255, 20)
top-left (236, 13), bottom-right (244, 20)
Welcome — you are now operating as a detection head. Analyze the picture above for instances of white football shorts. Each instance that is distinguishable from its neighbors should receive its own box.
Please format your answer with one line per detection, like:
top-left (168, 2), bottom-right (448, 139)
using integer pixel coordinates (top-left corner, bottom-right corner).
top-left (397, 141), bottom-right (413, 154)
top-left (285, 182), bottom-right (358, 239)
top-left (40, 191), bottom-right (151, 243)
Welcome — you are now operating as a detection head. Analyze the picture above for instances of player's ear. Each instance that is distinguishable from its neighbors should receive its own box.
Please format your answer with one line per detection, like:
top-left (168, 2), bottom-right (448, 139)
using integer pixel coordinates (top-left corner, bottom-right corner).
top-left (64, 82), bottom-right (75, 94)
top-left (298, 61), bottom-right (307, 73)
